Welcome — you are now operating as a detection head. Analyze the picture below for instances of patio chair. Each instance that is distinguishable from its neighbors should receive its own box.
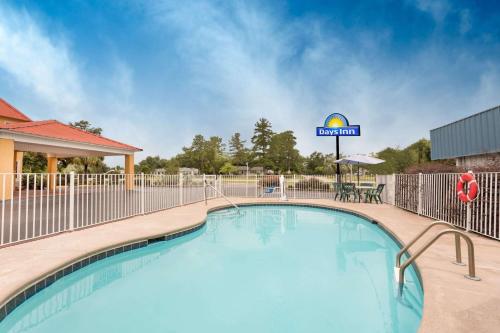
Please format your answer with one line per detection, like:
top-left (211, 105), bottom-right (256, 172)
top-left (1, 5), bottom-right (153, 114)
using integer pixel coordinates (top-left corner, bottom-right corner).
top-left (264, 187), bottom-right (280, 194)
top-left (365, 184), bottom-right (385, 204)
top-left (333, 183), bottom-right (342, 200)
top-left (340, 183), bottom-right (361, 202)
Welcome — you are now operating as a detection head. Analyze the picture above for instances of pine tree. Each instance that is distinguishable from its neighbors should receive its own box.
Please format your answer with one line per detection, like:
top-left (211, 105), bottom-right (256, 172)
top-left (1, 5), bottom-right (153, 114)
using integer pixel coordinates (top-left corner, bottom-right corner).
top-left (228, 133), bottom-right (249, 166)
top-left (251, 118), bottom-right (273, 165)
top-left (268, 130), bottom-right (302, 173)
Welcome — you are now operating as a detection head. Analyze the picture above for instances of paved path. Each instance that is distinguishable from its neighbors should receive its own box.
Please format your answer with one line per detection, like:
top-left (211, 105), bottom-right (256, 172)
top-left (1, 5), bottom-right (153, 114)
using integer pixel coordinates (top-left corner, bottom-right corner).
top-left (0, 198), bottom-right (499, 333)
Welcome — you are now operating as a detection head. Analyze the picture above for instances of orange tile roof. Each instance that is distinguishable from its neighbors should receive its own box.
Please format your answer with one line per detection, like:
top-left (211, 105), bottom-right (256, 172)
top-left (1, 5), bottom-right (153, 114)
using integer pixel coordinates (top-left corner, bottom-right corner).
top-left (0, 120), bottom-right (141, 152)
top-left (0, 99), bottom-right (32, 121)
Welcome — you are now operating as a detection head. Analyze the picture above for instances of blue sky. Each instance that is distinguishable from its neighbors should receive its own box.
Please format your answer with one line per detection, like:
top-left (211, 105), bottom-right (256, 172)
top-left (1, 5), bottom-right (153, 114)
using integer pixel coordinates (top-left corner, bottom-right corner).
top-left (1, 0), bottom-right (499, 165)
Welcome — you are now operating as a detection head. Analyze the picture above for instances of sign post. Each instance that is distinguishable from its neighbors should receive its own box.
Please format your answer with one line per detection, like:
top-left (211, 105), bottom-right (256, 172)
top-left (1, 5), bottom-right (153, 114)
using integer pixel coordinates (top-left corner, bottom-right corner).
top-left (336, 136), bottom-right (340, 182)
top-left (316, 113), bottom-right (361, 183)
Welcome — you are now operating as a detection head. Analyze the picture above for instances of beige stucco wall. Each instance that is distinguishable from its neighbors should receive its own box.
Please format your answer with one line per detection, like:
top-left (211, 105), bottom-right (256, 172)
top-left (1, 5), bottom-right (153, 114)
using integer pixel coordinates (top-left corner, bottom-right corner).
top-left (0, 138), bottom-right (15, 200)
top-left (0, 115), bottom-right (27, 125)
top-left (125, 154), bottom-right (135, 189)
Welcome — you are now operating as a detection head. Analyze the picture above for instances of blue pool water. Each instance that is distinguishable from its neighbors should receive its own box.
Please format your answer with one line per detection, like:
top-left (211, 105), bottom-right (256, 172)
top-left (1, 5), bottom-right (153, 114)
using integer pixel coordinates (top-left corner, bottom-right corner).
top-left (0, 205), bottom-right (423, 333)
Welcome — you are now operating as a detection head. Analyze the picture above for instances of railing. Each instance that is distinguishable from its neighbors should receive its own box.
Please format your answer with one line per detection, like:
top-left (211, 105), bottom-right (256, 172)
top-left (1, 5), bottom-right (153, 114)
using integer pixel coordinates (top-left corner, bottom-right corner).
top-left (204, 180), bottom-right (240, 211)
top-left (0, 173), bottom-right (218, 247)
top-left (395, 221), bottom-right (461, 268)
top-left (386, 172), bottom-right (500, 240)
top-left (3, 170), bottom-right (499, 247)
top-left (396, 229), bottom-right (480, 289)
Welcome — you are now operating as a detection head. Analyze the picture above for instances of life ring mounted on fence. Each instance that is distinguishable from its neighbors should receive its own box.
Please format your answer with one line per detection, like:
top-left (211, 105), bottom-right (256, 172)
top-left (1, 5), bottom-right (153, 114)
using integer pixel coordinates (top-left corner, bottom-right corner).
top-left (457, 171), bottom-right (479, 203)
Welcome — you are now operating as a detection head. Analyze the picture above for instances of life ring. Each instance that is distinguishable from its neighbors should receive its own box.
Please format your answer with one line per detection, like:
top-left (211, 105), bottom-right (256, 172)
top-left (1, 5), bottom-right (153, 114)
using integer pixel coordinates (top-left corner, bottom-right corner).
top-left (457, 172), bottom-right (479, 203)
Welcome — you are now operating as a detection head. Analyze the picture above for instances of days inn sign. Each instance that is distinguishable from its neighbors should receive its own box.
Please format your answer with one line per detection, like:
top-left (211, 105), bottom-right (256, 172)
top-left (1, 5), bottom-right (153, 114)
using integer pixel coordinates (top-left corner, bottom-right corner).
top-left (316, 113), bottom-right (360, 136)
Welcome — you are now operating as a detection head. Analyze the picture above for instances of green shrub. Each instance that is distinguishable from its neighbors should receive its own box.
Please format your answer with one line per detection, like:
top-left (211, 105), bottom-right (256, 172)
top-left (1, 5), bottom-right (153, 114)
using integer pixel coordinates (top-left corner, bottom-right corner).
top-left (295, 177), bottom-right (330, 191)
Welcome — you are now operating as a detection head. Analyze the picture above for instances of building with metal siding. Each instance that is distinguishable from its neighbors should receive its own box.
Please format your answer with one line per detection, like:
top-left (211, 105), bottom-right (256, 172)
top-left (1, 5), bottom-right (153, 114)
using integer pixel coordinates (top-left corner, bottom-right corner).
top-left (430, 105), bottom-right (500, 168)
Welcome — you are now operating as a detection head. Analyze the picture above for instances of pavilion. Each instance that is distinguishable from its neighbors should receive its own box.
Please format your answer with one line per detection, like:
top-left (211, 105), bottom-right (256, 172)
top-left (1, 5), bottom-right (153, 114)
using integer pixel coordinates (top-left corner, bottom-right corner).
top-left (0, 98), bottom-right (141, 200)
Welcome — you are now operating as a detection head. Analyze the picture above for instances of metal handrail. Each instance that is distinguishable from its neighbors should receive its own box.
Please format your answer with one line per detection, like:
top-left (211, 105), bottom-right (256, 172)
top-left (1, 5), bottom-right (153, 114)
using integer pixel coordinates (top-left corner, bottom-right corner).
top-left (397, 229), bottom-right (480, 286)
top-left (396, 221), bottom-right (461, 268)
top-left (204, 180), bottom-right (240, 212)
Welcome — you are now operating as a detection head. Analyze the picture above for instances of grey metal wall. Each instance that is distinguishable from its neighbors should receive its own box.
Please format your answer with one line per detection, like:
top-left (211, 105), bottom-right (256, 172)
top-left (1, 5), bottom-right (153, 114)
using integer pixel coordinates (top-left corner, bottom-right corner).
top-left (431, 105), bottom-right (500, 160)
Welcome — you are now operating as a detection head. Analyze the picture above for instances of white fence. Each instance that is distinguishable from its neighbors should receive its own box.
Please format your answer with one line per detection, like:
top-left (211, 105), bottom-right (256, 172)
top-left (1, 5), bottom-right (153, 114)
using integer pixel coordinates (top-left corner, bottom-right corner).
top-left (0, 173), bottom-right (218, 247)
top-left (218, 174), bottom-right (376, 200)
top-left (380, 173), bottom-right (500, 240)
top-left (3, 171), bottom-right (498, 246)
top-left (0, 172), bottom-right (377, 247)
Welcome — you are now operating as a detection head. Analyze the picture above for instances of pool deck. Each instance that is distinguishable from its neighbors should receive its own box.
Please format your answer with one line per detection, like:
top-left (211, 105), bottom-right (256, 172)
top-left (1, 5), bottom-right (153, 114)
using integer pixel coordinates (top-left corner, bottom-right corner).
top-left (0, 198), bottom-right (499, 332)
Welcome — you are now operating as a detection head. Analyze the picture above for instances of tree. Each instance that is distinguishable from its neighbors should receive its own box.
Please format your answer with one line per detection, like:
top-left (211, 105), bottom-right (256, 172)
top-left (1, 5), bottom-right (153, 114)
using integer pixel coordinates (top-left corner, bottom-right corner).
top-left (59, 120), bottom-right (108, 173)
top-left (69, 120), bottom-right (102, 135)
top-left (228, 133), bottom-right (249, 166)
top-left (251, 118), bottom-right (273, 166)
top-left (305, 151), bottom-right (335, 174)
top-left (136, 156), bottom-right (167, 174)
top-left (178, 135), bottom-right (228, 173)
top-left (206, 136), bottom-right (226, 173)
top-left (219, 162), bottom-right (238, 174)
top-left (268, 131), bottom-right (302, 173)
top-left (22, 152), bottom-right (47, 173)
top-left (405, 139), bottom-right (431, 164)
top-left (164, 158), bottom-right (180, 174)
top-left (365, 138), bottom-right (432, 174)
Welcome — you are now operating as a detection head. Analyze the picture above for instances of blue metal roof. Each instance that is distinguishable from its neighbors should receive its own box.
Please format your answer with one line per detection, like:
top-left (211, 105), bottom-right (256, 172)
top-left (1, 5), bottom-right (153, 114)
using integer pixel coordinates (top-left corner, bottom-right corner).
top-left (430, 105), bottom-right (500, 160)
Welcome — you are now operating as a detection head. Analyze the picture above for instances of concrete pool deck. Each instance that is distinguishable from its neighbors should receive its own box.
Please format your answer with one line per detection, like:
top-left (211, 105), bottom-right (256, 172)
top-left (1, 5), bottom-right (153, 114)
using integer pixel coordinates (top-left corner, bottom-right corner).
top-left (0, 198), bottom-right (499, 332)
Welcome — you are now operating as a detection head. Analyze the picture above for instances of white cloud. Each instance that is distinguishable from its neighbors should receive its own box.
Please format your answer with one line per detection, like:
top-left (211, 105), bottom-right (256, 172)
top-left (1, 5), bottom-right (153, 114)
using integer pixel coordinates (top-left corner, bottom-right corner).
top-left (143, 0), bottom-right (500, 158)
top-left (0, 4), bottom-right (86, 119)
top-left (413, 0), bottom-right (451, 22)
top-left (0, 3), bottom-right (148, 166)
top-left (0, 0), bottom-right (498, 164)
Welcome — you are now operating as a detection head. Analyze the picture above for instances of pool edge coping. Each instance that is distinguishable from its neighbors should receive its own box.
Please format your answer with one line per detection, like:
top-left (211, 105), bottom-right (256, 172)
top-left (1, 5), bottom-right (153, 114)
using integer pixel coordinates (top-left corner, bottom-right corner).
top-left (0, 221), bottom-right (207, 322)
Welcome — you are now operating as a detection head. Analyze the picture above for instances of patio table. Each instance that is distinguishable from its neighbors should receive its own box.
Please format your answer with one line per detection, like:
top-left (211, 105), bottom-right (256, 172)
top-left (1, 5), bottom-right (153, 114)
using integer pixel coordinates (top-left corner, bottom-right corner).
top-left (356, 185), bottom-right (376, 203)
top-left (356, 185), bottom-right (375, 190)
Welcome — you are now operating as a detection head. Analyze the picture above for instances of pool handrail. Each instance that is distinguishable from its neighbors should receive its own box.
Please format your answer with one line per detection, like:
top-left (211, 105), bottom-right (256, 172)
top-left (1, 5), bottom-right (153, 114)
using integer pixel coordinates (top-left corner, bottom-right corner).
top-left (395, 221), bottom-right (461, 268)
top-left (204, 180), bottom-right (240, 212)
top-left (397, 229), bottom-right (480, 287)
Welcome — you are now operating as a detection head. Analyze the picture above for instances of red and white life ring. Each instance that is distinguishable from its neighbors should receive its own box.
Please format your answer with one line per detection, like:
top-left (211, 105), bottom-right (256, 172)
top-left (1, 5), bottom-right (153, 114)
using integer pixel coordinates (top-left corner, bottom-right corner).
top-left (457, 172), bottom-right (479, 203)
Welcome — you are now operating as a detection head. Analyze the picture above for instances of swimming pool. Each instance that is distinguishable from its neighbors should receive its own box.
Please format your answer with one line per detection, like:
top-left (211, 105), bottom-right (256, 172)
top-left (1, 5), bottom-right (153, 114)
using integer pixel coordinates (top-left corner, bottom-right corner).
top-left (0, 204), bottom-right (423, 332)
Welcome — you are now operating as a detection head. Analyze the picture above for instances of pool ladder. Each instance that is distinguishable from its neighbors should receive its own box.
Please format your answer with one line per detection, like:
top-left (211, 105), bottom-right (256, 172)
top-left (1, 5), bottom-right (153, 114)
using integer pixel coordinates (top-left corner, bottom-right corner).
top-left (204, 180), bottom-right (240, 212)
top-left (395, 221), bottom-right (480, 287)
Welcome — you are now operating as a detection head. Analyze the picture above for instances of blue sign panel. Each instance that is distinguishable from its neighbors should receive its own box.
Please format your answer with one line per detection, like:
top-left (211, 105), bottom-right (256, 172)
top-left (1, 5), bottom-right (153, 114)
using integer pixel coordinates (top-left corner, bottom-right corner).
top-left (316, 113), bottom-right (361, 137)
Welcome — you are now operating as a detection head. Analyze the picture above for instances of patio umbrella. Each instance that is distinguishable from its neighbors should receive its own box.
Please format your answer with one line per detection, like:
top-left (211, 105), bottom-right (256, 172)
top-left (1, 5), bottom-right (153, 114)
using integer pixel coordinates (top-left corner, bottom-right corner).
top-left (334, 155), bottom-right (385, 185)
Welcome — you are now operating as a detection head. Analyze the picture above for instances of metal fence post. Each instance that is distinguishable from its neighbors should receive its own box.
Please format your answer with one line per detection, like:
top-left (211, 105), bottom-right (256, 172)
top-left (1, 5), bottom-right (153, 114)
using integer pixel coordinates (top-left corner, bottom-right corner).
top-left (255, 175), bottom-right (258, 198)
top-left (140, 173), bottom-right (145, 215)
top-left (466, 203), bottom-right (471, 232)
top-left (293, 174), bottom-right (296, 199)
top-left (179, 173), bottom-right (183, 205)
top-left (203, 174), bottom-right (206, 203)
top-left (280, 175), bottom-right (287, 201)
top-left (417, 173), bottom-right (423, 215)
top-left (218, 176), bottom-right (223, 198)
top-left (245, 171), bottom-right (249, 197)
top-left (69, 172), bottom-right (75, 231)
